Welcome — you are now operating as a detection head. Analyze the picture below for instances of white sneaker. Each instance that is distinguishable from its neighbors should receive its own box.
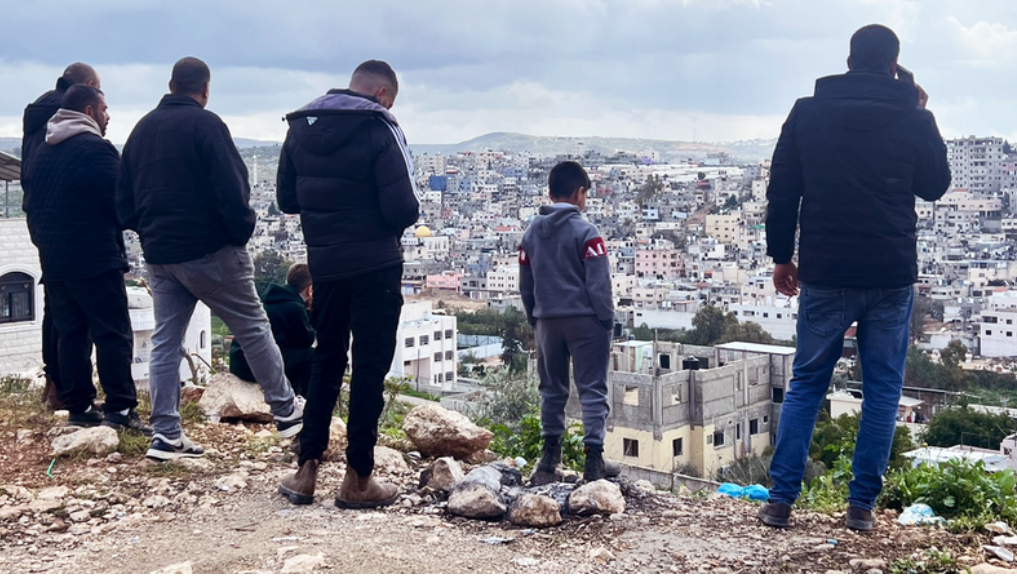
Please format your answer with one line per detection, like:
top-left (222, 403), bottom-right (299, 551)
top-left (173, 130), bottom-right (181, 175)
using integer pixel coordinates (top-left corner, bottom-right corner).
top-left (275, 396), bottom-right (305, 438)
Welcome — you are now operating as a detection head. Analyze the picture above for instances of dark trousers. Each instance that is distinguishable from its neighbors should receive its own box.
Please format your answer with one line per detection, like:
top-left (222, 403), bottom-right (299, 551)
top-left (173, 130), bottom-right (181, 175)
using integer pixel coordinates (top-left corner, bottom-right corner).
top-left (47, 269), bottom-right (138, 414)
top-left (232, 346), bottom-right (314, 398)
top-left (41, 287), bottom-right (92, 393)
top-left (298, 266), bottom-right (403, 477)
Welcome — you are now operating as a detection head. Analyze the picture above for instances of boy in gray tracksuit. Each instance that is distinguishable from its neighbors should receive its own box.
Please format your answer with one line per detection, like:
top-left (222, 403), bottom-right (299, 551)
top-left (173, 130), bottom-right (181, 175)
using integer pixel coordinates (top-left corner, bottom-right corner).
top-left (520, 161), bottom-right (620, 485)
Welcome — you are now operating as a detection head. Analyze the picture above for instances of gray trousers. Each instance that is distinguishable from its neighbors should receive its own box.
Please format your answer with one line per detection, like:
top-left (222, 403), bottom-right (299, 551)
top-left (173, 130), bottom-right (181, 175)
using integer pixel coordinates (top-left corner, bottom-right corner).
top-left (535, 316), bottom-right (611, 446)
top-left (148, 245), bottom-right (295, 439)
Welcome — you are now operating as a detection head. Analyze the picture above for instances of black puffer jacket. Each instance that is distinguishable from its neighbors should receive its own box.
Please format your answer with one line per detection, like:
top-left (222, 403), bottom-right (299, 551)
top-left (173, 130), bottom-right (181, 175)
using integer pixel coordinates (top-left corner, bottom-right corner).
top-left (765, 71), bottom-right (951, 289)
top-left (277, 90), bottom-right (419, 282)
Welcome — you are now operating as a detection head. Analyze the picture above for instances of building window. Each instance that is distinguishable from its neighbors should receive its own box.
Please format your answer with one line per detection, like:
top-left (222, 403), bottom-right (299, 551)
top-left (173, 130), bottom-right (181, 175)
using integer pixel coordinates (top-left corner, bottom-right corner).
top-left (987, 330), bottom-right (993, 336)
top-left (200, 330), bottom-right (207, 349)
top-left (714, 431), bottom-right (725, 447)
top-left (434, 330), bottom-right (442, 342)
top-left (623, 438), bottom-right (639, 457)
top-left (772, 387), bottom-right (784, 404)
top-left (763, 415), bottom-right (769, 424)
top-left (659, 354), bottom-right (671, 370)
top-left (1009, 332), bottom-right (1014, 338)
top-left (434, 352), bottom-right (442, 362)
top-left (736, 424), bottom-right (742, 440)
top-left (420, 335), bottom-right (429, 346)
top-left (405, 337), bottom-right (415, 348)
top-left (624, 386), bottom-right (639, 405)
top-left (0, 272), bottom-right (34, 324)
top-left (436, 373), bottom-right (443, 383)
top-left (445, 350), bottom-right (454, 360)
top-left (672, 438), bottom-right (683, 456)
top-left (445, 371), bottom-right (454, 382)
top-left (750, 418), bottom-right (759, 435)
top-left (445, 329), bottom-right (454, 339)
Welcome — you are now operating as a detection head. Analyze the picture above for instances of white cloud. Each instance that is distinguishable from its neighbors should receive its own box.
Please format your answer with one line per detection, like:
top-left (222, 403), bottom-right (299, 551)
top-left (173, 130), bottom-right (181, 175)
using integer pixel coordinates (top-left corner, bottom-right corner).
top-left (946, 16), bottom-right (1017, 59)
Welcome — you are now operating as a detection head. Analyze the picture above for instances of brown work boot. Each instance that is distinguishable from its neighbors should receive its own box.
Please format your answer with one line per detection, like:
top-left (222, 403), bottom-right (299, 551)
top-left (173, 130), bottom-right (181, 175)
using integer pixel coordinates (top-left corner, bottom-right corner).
top-left (279, 459), bottom-right (319, 505)
top-left (334, 467), bottom-right (399, 509)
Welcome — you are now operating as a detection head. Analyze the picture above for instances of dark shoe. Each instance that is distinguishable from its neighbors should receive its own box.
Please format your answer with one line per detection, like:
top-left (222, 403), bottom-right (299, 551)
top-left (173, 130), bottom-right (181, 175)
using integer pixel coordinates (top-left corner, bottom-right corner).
top-left (757, 501), bottom-right (792, 528)
top-left (530, 438), bottom-right (563, 486)
top-left (583, 445), bottom-right (621, 482)
top-left (68, 404), bottom-right (103, 427)
top-left (280, 459), bottom-right (319, 505)
top-left (335, 468), bottom-right (399, 509)
top-left (41, 375), bottom-right (63, 411)
top-left (845, 505), bottom-right (876, 532)
top-left (146, 433), bottom-right (205, 461)
top-left (102, 410), bottom-right (154, 437)
top-left (275, 396), bottom-right (305, 439)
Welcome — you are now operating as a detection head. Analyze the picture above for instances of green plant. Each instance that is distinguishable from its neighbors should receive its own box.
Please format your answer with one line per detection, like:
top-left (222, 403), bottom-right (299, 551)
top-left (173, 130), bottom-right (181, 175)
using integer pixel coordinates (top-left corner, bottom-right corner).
top-left (889, 547), bottom-right (959, 574)
top-left (472, 369), bottom-right (540, 426)
top-left (180, 401), bottom-right (204, 423)
top-left (116, 430), bottom-right (150, 457)
top-left (487, 412), bottom-right (585, 472)
top-left (880, 459), bottom-right (1017, 529)
top-left (798, 453), bottom-right (852, 514)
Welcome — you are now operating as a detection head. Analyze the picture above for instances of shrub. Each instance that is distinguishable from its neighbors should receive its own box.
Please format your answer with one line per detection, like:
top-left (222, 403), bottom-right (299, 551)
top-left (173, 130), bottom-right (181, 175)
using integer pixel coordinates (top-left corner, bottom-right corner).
top-left (487, 411), bottom-right (585, 473)
top-left (798, 453), bottom-right (852, 514)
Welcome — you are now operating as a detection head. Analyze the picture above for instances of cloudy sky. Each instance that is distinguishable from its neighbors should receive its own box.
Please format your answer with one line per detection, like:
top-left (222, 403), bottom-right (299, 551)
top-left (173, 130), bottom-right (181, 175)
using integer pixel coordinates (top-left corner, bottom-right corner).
top-left (1, 0), bottom-right (1014, 146)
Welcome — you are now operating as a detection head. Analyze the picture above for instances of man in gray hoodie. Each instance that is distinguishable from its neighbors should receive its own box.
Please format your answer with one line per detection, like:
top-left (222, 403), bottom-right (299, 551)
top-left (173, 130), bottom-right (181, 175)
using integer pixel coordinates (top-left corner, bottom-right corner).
top-left (520, 160), bottom-right (620, 484)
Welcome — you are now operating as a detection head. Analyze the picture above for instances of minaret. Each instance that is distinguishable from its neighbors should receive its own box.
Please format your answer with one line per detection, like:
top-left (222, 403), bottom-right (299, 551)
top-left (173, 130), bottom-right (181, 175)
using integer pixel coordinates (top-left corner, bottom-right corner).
top-left (252, 155), bottom-right (259, 190)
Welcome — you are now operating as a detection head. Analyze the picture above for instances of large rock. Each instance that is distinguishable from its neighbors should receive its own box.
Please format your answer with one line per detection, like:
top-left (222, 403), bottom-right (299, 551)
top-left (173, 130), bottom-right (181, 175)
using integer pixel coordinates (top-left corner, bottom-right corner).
top-left (373, 446), bottom-right (409, 475)
top-left (568, 480), bottom-right (626, 516)
top-left (323, 417), bottom-right (348, 461)
top-left (458, 466), bottom-right (503, 493)
top-left (198, 373), bottom-right (273, 423)
top-left (509, 493), bottom-right (562, 527)
top-left (447, 485), bottom-right (506, 519)
top-left (37, 486), bottom-right (71, 500)
top-left (420, 457), bottom-right (464, 491)
top-left (51, 426), bottom-right (119, 457)
top-left (180, 385), bottom-right (205, 405)
top-left (401, 404), bottom-right (493, 459)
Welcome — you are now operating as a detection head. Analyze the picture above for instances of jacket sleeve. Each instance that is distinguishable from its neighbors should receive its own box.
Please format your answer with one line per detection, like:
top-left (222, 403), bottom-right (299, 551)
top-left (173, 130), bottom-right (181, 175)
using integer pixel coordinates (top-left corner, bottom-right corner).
top-left (765, 101), bottom-right (804, 265)
top-left (202, 117), bottom-right (256, 246)
top-left (115, 141), bottom-right (139, 232)
top-left (912, 110), bottom-right (951, 202)
top-left (374, 121), bottom-right (420, 231)
top-left (276, 130), bottom-right (300, 214)
top-left (580, 226), bottom-right (614, 330)
top-left (90, 142), bottom-right (122, 224)
top-left (518, 237), bottom-right (536, 326)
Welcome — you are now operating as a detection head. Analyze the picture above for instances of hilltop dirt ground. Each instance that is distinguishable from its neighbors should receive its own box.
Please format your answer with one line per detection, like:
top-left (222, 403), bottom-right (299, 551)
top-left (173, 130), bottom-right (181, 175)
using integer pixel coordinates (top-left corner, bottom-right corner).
top-left (0, 398), bottom-right (1008, 574)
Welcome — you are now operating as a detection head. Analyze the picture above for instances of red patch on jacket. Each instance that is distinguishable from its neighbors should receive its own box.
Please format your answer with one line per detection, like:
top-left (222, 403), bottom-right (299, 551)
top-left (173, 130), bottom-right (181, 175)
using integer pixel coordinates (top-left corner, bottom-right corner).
top-left (583, 237), bottom-right (607, 260)
top-left (518, 245), bottom-right (530, 266)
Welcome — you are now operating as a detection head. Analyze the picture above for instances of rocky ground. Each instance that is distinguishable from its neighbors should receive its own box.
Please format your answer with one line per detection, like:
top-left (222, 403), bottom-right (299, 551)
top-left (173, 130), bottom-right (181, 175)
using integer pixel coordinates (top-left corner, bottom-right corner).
top-left (0, 387), bottom-right (1011, 574)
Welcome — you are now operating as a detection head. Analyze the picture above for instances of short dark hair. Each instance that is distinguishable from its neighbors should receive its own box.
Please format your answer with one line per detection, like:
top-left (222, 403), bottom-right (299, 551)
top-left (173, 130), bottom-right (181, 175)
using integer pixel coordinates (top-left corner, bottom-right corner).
top-left (352, 60), bottom-right (398, 93)
top-left (56, 62), bottom-right (98, 91)
top-left (286, 263), bottom-right (312, 293)
top-left (849, 25), bottom-right (899, 72)
top-left (170, 57), bottom-right (211, 95)
top-left (60, 85), bottom-right (104, 114)
top-left (548, 161), bottom-right (591, 200)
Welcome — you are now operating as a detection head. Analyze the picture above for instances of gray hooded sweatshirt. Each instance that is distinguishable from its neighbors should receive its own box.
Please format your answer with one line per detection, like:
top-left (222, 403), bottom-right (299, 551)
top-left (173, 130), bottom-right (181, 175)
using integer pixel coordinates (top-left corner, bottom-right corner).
top-left (519, 204), bottom-right (614, 329)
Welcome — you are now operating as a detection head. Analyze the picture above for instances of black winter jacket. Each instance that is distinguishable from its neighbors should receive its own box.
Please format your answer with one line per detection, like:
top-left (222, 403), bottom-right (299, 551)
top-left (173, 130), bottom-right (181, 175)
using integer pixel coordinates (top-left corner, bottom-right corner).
top-left (116, 94), bottom-right (255, 265)
top-left (765, 71), bottom-right (951, 289)
top-left (277, 90), bottom-right (420, 281)
top-left (228, 283), bottom-right (315, 380)
top-left (20, 88), bottom-right (64, 207)
top-left (23, 115), bottom-right (126, 281)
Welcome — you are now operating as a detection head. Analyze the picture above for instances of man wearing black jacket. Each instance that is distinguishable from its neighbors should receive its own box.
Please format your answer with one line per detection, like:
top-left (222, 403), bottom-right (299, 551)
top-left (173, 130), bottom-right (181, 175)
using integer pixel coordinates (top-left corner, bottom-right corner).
top-left (117, 57), bottom-right (302, 461)
top-left (277, 60), bottom-right (419, 508)
top-left (21, 62), bottom-right (101, 410)
top-left (759, 25), bottom-right (951, 531)
top-left (23, 85), bottom-right (149, 434)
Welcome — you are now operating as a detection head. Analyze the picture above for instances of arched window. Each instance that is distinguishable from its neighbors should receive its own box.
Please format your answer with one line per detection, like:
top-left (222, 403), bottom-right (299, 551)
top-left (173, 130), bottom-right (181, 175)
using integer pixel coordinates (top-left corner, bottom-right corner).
top-left (0, 272), bottom-right (35, 324)
top-left (200, 330), bottom-right (207, 349)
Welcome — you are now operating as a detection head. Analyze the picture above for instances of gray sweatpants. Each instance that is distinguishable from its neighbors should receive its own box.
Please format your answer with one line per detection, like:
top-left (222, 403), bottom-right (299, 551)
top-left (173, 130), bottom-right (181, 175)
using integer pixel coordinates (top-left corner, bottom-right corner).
top-left (535, 316), bottom-right (611, 446)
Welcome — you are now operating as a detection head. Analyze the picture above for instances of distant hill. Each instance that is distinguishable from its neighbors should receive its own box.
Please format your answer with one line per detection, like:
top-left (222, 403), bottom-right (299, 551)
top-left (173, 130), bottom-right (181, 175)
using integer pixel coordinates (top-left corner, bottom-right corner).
top-left (408, 132), bottom-right (776, 163)
top-left (0, 138), bottom-right (21, 157)
top-left (234, 138), bottom-right (282, 149)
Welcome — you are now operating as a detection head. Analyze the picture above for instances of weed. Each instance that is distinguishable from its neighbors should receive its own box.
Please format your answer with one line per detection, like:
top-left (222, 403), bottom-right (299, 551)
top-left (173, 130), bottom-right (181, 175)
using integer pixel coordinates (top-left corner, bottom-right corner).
top-left (117, 430), bottom-right (150, 457)
top-left (143, 461), bottom-right (193, 479)
top-left (245, 435), bottom-right (276, 457)
top-left (486, 412), bottom-right (585, 473)
top-left (798, 453), bottom-right (852, 515)
top-left (180, 401), bottom-right (205, 424)
top-left (889, 547), bottom-right (959, 574)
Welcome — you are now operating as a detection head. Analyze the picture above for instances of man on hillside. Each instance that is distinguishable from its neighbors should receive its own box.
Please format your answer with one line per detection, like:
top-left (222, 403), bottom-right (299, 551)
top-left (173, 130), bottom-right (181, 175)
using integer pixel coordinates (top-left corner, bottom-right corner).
top-left (759, 25), bottom-right (951, 531)
top-left (21, 62), bottom-right (101, 410)
top-left (23, 85), bottom-right (150, 434)
top-left (117, 57), bottom-right (303, 461)
top-left (276, 60), bottom-right (419, 508)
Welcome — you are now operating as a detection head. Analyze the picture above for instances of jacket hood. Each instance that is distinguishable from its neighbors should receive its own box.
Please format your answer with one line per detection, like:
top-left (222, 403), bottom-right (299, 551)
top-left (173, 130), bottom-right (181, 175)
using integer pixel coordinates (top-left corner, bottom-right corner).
top-left (534, 204), bottom-right (580, 239)
top-left (45, 109), bottom-right (103, 146)
top-left (285, 90), bottom-right (406, 156)
top-left (24, 90), bottom-right (63, 137)
top-left (263, 283), bottom-right (304, 306)
top-left (813, 71), bottom-right (920, 131)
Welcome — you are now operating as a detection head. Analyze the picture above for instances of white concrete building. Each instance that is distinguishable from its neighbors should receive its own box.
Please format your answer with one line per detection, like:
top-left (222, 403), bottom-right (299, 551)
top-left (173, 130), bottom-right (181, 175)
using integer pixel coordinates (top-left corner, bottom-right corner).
top-left (391, 301), bottom-right (458, 391)
top-left (980, 308), bottom-right (1017, 358)
top-left (0, 218), bottom-right (43, 376)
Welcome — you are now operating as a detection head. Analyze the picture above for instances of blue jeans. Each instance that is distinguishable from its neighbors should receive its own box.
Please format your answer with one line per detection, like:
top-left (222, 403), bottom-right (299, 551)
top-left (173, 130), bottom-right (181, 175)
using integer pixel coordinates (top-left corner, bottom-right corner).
top-left (768, 283), bottom-right (913, 510)
top-left (147, 245), bottom-right (295, 439)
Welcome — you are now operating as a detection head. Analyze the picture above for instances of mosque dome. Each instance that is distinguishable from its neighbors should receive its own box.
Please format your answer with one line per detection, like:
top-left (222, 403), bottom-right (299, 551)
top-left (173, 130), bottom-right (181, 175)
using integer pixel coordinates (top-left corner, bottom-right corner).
top-left (414, 225), bottom-right (433, 238)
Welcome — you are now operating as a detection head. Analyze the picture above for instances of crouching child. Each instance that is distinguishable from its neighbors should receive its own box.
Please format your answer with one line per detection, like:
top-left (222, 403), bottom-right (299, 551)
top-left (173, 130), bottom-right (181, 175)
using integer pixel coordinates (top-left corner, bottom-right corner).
top-left (519, 160), bottom-right (620, 485)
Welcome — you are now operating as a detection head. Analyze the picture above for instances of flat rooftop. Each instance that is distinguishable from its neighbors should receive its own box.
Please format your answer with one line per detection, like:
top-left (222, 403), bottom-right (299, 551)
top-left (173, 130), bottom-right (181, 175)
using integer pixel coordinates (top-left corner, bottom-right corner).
top-left (716, 341), bottom-right (796, 356)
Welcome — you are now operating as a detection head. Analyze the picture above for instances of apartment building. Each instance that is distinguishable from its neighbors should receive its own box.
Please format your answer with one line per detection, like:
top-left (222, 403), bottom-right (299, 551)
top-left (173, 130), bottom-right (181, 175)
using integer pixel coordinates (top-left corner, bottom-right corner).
top-left (391, 301), bottom-right (459, 391)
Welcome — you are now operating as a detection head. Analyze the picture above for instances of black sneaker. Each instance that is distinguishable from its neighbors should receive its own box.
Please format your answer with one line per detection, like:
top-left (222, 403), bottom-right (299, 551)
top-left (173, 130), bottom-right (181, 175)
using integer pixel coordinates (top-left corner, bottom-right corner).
top-left (275, 396), bottom-right (305, 439)
top-left (102, 410), bottom-right (154, 437)
top-left (583, 445), bottom-right (621, 482)
top-left (146, 433), bottom-right (205, 461)
top-left (68, 404), bottom-right (103, 427)
top-left (845, 505), bottom-right (876, 531)
top-left (530, 438), bottom-right (563, 487)
top-left (757, 501), bottom-right (792, 528)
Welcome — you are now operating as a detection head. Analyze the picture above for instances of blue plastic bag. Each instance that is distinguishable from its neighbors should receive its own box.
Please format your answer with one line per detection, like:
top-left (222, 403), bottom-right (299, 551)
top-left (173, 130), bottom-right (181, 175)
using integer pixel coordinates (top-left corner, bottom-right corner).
top-left (716, 482), bottom-right (770, 502)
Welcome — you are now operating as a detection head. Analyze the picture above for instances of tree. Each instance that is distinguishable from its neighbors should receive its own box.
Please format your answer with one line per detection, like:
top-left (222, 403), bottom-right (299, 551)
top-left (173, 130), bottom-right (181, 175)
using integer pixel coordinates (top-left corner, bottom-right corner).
top-left (922, 404), bottom-right (1016, 450)
top-left (811, 410), bottom-right (914, 472)
top-left (252, 250), bottom-right (293, 296)
top-left (636, 174), bottom-right (666, 204)
top-left (690, 305), bottom-right (727, 345)
top-left (940, 339), bottom-right (968, 369)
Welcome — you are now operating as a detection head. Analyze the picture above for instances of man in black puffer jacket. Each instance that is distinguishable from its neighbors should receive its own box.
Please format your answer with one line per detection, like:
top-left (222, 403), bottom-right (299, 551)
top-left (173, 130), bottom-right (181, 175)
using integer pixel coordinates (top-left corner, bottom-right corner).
top-left (277, 60), bottom-right (419, 509)
top-left (23, 85), bottom-right (149, 435)
top-left (21, 62), bottom-right (101, 409)
top-left (759, 25), bottom-right (951, 532)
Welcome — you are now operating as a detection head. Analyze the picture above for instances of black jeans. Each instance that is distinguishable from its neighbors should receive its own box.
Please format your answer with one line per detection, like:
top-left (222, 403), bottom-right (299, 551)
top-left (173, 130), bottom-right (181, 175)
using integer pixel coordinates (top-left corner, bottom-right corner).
top-left (47, 269), bottom-right (138, 414)
top-left (298, 266), bottom-right (403, 477)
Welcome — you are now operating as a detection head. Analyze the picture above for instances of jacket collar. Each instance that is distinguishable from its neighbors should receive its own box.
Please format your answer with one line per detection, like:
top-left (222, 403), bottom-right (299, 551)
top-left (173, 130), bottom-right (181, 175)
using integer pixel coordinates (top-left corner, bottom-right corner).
top-left (813, 71), bottom-right (918, 105)
top-left (158, 93), bottom-right (204, 108)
